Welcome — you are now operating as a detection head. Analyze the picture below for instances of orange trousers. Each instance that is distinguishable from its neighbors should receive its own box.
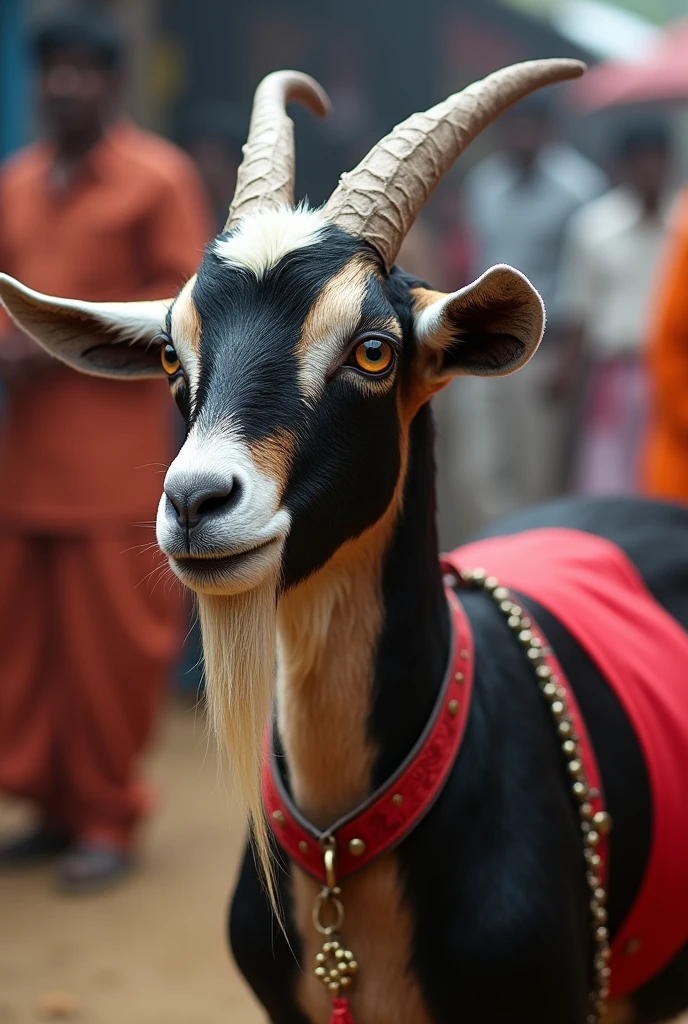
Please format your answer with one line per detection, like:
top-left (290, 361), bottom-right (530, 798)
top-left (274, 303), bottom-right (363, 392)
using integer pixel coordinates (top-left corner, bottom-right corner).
top-left (0, 531), bottom-right (184, 848)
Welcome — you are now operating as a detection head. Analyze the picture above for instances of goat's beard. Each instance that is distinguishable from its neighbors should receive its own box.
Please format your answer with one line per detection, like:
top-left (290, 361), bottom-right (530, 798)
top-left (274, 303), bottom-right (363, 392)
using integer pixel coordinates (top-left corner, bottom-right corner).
top-left (197, 569), bottom-right (279, 896)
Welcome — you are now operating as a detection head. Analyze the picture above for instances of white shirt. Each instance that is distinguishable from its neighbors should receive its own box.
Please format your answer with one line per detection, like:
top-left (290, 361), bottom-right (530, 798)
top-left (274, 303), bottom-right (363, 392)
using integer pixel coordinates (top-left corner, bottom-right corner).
top-left (556, 185), bottom-right (671, 357)
top-left (464, 143), bottom-right (607, 316)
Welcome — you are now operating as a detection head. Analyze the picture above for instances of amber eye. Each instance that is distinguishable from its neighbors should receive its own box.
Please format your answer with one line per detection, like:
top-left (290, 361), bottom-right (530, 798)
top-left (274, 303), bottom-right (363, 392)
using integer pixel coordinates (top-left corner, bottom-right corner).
top-left (351, 338), bottom-right (394, 376)
top-left (161, 341), bottom-right (181, 376)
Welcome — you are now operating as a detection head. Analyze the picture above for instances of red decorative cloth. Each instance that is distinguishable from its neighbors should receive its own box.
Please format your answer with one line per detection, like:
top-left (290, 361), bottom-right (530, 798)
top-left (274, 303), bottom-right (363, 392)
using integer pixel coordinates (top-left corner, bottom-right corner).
top-left (446, 528), bottom-right (688, 999)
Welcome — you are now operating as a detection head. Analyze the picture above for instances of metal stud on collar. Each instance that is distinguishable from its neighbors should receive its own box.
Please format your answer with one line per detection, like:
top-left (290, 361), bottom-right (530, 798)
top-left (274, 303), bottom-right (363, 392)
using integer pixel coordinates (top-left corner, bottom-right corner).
top-left (456, 567), bottom-right (612, 1024)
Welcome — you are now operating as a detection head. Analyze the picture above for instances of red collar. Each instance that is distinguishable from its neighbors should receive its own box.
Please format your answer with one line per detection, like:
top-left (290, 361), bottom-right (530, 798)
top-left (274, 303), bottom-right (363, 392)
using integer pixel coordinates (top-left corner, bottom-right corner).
top-left (262, 588), bottom-right (474, 884)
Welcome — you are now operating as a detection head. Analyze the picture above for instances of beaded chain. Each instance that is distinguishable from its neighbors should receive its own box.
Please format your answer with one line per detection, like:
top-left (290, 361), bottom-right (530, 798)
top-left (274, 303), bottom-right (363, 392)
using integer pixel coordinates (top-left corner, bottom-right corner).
top-left (454, 567), bottom-right (612, 1023)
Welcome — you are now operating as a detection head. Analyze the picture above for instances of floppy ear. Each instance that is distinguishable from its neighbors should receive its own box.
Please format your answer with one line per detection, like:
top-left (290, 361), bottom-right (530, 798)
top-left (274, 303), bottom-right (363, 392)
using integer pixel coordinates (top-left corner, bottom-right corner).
top-left (0, 273), bottom-right (173, 379)
top-left (412, 264), bottom-right (545, 384)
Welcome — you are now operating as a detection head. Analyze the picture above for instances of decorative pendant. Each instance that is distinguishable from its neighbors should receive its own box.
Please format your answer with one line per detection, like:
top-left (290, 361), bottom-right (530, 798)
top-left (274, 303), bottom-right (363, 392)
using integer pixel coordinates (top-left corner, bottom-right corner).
top-left (313, 837), bottom-right (359, 1024)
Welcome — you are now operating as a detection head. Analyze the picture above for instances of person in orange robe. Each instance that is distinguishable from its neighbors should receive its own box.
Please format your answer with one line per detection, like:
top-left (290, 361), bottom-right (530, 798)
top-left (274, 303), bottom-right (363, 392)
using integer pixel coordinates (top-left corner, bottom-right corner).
top-left (642, 189), bottom-right (688, 501)
top-left (0, 7), bottom-right (211, 890)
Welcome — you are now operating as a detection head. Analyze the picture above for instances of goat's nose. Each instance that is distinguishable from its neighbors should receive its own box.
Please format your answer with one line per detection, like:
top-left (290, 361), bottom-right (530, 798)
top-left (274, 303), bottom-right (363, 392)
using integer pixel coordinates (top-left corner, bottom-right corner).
top-left (164, 473), bottom-right (240, 530)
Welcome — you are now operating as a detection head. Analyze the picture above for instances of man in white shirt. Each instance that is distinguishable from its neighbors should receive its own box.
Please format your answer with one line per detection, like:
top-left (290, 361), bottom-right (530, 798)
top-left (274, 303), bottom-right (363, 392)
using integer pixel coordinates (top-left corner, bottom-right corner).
top-left (457, 98), bottom-right (606, 529)
top-left (556, 122), bottom-right (673, 494)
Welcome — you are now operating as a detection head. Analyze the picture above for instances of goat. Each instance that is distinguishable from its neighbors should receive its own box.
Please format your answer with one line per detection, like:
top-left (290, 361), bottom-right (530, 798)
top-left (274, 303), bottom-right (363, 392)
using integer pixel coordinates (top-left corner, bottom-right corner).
top-left (2, 60), bottom-right (688, 1024)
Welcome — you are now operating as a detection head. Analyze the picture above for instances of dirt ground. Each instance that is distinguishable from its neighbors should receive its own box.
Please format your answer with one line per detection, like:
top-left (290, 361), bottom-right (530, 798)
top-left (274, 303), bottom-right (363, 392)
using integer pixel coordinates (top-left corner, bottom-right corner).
top-left (0, 699), bottom-right (264, 1024)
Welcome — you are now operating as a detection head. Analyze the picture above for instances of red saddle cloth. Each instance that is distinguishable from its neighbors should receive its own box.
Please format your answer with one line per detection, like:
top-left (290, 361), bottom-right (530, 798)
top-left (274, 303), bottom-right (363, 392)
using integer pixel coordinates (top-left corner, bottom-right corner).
top-left (444, 528), bottom-right (688, 1000)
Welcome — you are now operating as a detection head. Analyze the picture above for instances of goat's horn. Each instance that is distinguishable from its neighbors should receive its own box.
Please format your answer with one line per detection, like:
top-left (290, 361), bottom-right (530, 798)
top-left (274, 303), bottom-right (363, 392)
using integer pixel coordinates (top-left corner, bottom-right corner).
top-left (324, 58), bottom-right (585, 270)
top-left (225, 70), bottom-right (331, 231)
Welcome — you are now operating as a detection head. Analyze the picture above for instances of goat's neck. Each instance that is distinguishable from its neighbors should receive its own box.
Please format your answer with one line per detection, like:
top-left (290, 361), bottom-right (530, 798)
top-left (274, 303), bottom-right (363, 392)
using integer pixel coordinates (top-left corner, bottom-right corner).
top-left (276, 405), bottom-right (450, 829)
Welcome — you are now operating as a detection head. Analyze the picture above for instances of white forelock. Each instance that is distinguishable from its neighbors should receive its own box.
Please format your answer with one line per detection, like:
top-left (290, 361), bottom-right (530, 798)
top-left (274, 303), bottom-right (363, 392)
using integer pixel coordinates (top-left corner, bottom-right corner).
top-left (213, 205), bottom-right (326, 279)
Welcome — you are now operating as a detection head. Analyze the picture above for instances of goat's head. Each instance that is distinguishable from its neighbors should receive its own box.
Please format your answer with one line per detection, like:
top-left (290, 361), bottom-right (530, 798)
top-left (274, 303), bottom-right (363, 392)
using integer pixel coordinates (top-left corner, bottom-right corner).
top-left (0, 60), bottom-right (584, 866)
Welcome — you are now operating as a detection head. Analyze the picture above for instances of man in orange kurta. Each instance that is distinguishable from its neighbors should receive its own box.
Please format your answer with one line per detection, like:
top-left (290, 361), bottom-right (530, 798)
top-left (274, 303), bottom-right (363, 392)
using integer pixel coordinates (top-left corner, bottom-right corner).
top-left (0, 8), bottom-right (211, 889)
top-left (643, 191), bottom-right (688, 500)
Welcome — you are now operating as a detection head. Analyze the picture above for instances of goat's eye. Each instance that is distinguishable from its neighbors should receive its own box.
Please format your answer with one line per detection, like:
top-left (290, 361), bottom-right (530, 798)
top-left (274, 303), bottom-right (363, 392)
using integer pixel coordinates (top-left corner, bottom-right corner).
top-left (161, 342), bottom-right (181, 376)
top-left (351, 338), bottom-right (394, 376)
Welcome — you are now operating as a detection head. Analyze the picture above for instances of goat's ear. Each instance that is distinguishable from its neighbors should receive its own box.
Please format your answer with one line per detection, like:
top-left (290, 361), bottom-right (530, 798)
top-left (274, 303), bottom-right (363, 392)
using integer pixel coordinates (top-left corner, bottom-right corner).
top-left (0, 274), bottom-right (173, 379)
top-left (412, 265), bottom-right (545, 385)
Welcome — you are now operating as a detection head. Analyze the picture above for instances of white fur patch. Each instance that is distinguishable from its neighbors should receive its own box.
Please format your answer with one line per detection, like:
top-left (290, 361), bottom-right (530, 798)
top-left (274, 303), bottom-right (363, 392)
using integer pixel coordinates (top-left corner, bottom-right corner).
top-left (213, 206), bottom-right (326, 279)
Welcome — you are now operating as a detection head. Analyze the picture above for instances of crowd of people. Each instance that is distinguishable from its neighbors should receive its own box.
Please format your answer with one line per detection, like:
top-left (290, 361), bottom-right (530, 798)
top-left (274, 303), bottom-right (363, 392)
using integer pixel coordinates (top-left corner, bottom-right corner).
top-left (1, 3), bottom-right (688, 892)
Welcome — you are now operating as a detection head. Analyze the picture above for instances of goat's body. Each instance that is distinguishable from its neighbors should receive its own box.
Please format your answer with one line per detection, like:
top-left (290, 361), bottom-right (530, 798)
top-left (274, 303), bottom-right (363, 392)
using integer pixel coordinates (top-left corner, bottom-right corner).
top-left (230, 490), bottom-right (688, 1024)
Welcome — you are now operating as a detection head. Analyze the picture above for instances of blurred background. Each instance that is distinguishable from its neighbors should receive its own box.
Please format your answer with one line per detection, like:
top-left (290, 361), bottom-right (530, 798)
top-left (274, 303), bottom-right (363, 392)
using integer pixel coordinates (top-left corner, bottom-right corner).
top-left (2, 0), bottom-right (688, 1021)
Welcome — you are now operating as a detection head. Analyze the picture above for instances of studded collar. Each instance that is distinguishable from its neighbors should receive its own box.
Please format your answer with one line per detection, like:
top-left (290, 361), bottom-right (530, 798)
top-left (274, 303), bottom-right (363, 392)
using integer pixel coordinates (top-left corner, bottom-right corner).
top-left (262, 586), bottom-right (474, 885)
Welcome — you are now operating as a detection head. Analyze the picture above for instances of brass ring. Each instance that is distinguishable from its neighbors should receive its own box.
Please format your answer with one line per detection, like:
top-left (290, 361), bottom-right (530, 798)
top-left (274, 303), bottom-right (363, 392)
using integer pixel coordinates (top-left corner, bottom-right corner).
top-left (312, 891), bottom-right (345, 935)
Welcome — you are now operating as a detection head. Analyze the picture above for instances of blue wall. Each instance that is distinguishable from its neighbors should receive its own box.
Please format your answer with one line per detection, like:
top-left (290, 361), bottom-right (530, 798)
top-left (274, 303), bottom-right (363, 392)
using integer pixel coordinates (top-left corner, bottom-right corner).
top-left (0, 0), bottom-right (28, 158)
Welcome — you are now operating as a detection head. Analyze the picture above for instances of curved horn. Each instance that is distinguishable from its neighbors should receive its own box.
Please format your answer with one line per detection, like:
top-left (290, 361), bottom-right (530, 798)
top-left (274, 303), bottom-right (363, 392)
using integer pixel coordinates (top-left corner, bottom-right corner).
top-left (324, 58), bottom-right (585, 270)
top-left (225, 70), bottom-right (330, 231)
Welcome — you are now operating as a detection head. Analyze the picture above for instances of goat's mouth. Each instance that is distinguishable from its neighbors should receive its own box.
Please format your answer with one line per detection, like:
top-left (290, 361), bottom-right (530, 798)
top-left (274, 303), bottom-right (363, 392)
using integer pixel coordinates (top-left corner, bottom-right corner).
top-left (168, 537), bottom-right (283, 594)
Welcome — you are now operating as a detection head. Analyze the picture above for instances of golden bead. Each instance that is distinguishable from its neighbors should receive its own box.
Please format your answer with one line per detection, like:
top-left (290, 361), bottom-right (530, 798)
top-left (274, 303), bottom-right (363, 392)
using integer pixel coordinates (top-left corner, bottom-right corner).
top-left (448, 698), bottom-right (460, 717)
top-left (562, 740), bottom-right (577, 757)
top-left (472, 568), bottom-right (486, 582)
top-left (348, 961), bottom-right (358, 974)
top-left (348, 838), bottom-right (366, 857)
top-left (580, 802), bottom-right (593, 819)
top-left (596, 926), bottom-right (608, 943)
top-left (542, 681), bottom-right (559, 700)
top-left (573, 781), bottom-right (588, 801)
top-left (344, 950), bottom-right (354, 961)
top-left (315, 952), bottom-right (326, 965)
top-left (454, 671), bottom-right (464, 683)
top-left (568, 759), bottom-right (583, 778)
top-left (335, 948), bottom-right (346, 961)
top-left (328, 981), bottom-right (340, 992)
top-left (527, 647), bottom-right (542, 661)
top-left (500, 600), bottom-right (513, 613)
top-left (493, 586), bottom-right (509, 601)
top-left (518, 629), bottom-right (533, 645)
top-left (595, 906), bottom-right (607, 925)
top-left (298, 840), bottom-right (309, 854)
top-left (460, 649), bottom-right (469, 661)
top-left (507, 615), bottom-right (521, 629)
top-left (484, 576), bottom-right (499, 591)
top-left (594, 887), bottom-right (607, 905)
top-left (329, 968), bottom-right (340, 981)
top-left (536, 664), bottom-right (552, 679)
top-left (586, 829), bottom-right (600, 848)
top-left (340, 976), bottom-right (352, 989)
top-left (315, 966), bottom-right (326, 978)
top-left (323, 942), bottom-right (334, 953)
top-left (272, 810), bottom-right (286, 826)
top-left (551, 700), bottom-right (566, 717)
top-left (558, 720), bottom-right (573, 738)
top-left (593, 811), bottom-right (612, 836)
top-left (392, 793), bottom-right (404, 807)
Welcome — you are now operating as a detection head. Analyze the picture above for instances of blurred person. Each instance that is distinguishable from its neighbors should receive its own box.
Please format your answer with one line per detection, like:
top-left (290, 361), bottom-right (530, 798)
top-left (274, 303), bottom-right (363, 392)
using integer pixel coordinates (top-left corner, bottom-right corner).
top-left (556, 122), bottom-right (674, 495)
top-left (0, 6), bottom-right (211, 890)
top-left (460, 97), bottom-right (606, 527)
top-left (642, 174), bottom-right (688, 502)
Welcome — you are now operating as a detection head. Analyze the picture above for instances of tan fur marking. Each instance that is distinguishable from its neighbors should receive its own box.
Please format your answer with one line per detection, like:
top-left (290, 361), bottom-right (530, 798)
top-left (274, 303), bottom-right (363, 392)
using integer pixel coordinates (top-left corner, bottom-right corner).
top-left (606, 1000), bottom-right (636, 1024)
top-left (170, 275), bottom-right (201, 353)
top-left (409, 285), bottom-right (445, 313)
top-left (295, 254), bottom-right (396, 401)
top-left (293, 856), bottom-right (433, 1024)
top-left (249, 429), bottom-right (296, 495)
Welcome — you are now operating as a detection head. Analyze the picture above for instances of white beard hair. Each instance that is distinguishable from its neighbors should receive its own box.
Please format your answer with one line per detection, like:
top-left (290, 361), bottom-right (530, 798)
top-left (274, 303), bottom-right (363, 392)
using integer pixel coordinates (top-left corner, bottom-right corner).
top-left (197, 569), bottom-right (279, 906)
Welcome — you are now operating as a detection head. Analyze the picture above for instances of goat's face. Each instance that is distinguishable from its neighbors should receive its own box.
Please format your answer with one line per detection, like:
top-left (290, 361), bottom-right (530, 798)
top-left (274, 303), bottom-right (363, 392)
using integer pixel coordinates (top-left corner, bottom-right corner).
top-left (159, 212), bottom-right (404, 595)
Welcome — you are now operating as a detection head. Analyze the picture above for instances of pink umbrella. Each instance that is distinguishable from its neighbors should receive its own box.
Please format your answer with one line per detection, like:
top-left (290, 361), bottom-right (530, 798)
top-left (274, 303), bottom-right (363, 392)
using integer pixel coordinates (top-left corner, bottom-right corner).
top-left (572, 18), bottom-right (688, 111)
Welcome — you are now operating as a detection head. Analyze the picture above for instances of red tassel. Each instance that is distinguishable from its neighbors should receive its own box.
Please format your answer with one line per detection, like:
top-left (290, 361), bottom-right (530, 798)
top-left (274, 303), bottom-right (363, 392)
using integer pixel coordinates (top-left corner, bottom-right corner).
top-left (329, 996), bottom-right (355, 1023)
